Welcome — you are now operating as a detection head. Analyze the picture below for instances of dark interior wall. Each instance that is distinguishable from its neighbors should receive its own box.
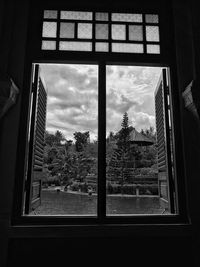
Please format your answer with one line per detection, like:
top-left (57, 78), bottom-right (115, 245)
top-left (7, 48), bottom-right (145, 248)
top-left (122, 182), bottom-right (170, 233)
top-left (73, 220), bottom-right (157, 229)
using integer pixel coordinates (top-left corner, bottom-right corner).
top-left (0, 0), bottom-right (30, 266)
top-left (172, 0), bottom-right (200, 223)
top-left (7, 236), bottom-right (194, 267)
top-left (0, 0), bottom-right (199, 266)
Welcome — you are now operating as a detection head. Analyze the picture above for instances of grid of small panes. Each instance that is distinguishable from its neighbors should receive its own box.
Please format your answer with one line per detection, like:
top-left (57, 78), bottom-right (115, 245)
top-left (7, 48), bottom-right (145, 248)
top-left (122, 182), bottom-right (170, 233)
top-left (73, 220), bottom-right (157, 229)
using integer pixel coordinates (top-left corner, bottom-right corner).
top-left (42, 10), bottom-right (160, 54)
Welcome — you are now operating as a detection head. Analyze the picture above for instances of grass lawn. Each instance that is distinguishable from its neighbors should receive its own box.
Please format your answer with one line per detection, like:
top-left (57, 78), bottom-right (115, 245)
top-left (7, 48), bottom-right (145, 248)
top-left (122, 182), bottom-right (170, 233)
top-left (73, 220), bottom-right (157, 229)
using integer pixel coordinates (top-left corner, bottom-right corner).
top-left (31, 189), bottom-right (168, 215)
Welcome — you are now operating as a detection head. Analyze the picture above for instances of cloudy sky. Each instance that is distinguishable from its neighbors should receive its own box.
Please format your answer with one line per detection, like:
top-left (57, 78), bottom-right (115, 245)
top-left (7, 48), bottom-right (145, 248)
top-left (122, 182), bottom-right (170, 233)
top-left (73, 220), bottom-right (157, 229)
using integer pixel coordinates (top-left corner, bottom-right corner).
top-left (40, 64), bottom-right (162, 142)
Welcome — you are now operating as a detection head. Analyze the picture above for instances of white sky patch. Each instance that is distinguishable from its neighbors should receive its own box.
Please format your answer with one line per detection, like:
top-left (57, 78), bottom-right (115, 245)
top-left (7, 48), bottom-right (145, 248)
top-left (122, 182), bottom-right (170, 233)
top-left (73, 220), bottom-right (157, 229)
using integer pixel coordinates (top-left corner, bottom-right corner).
top-left (106, 65), bottom-right (162, 135)
top-left (40, 64), bottom-right (162, 141)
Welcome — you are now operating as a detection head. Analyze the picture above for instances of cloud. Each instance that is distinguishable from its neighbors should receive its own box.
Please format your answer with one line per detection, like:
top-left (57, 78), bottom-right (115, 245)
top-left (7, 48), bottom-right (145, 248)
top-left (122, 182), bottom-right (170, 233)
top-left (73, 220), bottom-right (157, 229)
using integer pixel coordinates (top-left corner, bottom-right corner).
top-left (106, 65), bottom-right (161, 134)
top-left (40, 64), bottom-right (162, 141)
top-left (40, 64), bottom-right (98, 141)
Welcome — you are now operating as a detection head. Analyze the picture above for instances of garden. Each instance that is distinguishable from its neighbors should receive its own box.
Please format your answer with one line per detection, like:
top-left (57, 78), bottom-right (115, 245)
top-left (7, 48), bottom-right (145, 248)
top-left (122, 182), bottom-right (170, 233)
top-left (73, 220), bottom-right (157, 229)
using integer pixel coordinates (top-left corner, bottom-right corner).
top-left (31, 112), bottom-right (166, 215)
top-left (42, 112), bottom-right (159, 197)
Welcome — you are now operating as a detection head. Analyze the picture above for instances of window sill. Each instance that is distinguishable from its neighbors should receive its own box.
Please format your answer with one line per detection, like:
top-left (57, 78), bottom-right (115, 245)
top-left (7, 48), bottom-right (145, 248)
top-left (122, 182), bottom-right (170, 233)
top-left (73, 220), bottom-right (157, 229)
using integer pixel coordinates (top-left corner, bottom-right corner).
top-left (9, 216), bottom-right (192, 239)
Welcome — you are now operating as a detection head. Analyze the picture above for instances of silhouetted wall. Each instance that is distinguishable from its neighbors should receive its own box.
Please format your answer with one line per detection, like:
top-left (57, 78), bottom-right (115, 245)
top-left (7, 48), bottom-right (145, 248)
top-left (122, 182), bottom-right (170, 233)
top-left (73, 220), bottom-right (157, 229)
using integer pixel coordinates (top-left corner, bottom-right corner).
top-left (0, 0), bottom-right (200, 266)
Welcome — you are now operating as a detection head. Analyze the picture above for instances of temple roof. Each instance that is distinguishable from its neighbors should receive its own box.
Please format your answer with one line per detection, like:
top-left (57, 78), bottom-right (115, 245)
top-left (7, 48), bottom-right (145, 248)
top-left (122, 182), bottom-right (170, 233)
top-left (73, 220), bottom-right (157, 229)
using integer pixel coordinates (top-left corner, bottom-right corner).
top-left (129, 128), bottom-right (154, 146)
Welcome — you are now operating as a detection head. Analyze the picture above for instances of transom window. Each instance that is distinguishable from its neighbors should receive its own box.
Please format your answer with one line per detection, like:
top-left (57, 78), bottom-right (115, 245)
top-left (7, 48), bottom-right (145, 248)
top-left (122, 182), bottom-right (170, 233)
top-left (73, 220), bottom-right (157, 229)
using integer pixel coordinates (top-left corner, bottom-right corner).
top-left (41, 10), bottom-right (160, 54)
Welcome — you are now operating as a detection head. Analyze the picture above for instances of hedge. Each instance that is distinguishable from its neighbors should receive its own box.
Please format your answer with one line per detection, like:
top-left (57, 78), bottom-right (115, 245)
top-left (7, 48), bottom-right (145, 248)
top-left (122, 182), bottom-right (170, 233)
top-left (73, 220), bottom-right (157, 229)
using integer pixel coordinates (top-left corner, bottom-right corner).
top-left (106, 182), bottom-right (158, 195)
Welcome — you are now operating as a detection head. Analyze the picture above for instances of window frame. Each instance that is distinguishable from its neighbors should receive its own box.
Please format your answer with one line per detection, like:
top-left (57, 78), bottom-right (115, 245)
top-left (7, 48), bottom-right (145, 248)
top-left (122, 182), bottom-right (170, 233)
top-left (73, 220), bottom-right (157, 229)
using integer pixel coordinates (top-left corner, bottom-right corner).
top-left (12, 1), bottom-right (190, 226)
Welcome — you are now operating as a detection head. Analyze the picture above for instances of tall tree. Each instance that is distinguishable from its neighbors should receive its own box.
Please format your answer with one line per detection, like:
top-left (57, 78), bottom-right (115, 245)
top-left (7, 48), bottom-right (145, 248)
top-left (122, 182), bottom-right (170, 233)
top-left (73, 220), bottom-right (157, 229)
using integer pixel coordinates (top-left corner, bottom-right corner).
top-left (108, 112), bottom-right (132, 191)
top-left (45, 130), bottom-right (66, 146)
top-left (73, 131), bottom-right (90, 152)
top-left (54, 130), bottom-right (66, 146)
top-left (45, 131), bottom-right (57, 146)
top-left (117, 111), bottom-right (130, 150)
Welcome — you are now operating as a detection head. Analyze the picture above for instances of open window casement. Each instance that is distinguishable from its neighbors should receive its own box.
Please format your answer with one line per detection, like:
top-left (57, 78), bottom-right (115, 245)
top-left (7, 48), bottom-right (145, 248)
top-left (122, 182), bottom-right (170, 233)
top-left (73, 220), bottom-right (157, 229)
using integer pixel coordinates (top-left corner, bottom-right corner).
top-left (155, 68), bottom-right (176, 214)
top-left (24, 64), bottom-right (47, 214)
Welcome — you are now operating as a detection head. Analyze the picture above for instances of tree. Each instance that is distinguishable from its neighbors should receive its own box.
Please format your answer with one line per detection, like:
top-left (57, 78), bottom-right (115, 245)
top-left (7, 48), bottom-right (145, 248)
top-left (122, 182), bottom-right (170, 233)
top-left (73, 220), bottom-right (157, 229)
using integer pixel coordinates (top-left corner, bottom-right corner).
top-left (140, 126), bottom-right (157, 166)
top-left (54, 130), bottom-right (66, 146)
top-left (73, 131), bottom-right (90, 152)
top-left (45, 130), bottom-right (66, 146)
top-left (45, 131), bottom-right (57, 146)
top-left (117, 112), bottom-right (130, 150)
top-left (107, 112), bottom-right (132, 192)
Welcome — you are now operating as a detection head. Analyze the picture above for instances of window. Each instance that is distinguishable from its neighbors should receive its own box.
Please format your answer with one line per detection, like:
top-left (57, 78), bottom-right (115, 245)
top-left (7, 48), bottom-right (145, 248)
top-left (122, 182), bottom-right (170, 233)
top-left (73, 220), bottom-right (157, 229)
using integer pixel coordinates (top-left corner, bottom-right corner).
top-left (23, 61), bottom-right (177, 217)
top-left (41, 10), bottom-right (160, 54)
top-left (13, 4), bottom-right (187, 224)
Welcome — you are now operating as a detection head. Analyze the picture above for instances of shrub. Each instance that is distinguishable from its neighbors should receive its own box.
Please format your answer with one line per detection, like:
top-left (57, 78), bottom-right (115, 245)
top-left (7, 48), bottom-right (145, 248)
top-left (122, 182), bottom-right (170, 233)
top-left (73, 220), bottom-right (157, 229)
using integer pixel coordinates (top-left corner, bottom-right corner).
top-left (139, 184), bottom-right (158, 195)
top-left (121, 184), bottom-right (137, 195)
top-left (78, 182), bottom-right (88, 193)
top-left (70, 181), bottom-right (80, 191)
top-left (44, 176), bottom-right (61, 186)
top-left (106, 182), bottom-right (158, 195)
top-left (107, 183), bottom-right (137, 195)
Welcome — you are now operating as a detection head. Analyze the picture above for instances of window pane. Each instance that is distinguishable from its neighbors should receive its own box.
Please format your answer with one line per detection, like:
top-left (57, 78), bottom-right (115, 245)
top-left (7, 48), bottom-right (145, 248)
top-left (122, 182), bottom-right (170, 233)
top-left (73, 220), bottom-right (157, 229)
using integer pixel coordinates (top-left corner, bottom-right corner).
top-left (112, 25), bottom-right (126, 40)
top-left (112, 13), bottom-right (142, 22)
top-left (42, 22), bottom-right (57, 38)
top-left (147, 44), bottom-right (160, 54)
top-left (95, 24), bottom-right (108, 39)
top-left (28, 64), bottom-right (98, 215)
top-left (95, 42), bottom-right (109, 52)
top-left (95, 12), bottom-right (109, 21)
top-left (59, 41), bottom-right (92, 51)
top-left (145, 14), bottom-right (159, 24)
top-left (44, 10), bottom-right (58, 19)
top-left (112, 43), bottom-right (143, 53)
top-left (60, 23), bottom-right (75, 38)
top-left (106, 65), bottom-right (174, 215)
top-left (78, 23), bottom-right (93, 39)
top-left (146, 26), bottom-right (159, 42)
top-left (42, 40), bottom-right (56, 50)
top-left (129, 25), bottom-right (143, 41)
top-left (61, 11), bottom-right (92, 20)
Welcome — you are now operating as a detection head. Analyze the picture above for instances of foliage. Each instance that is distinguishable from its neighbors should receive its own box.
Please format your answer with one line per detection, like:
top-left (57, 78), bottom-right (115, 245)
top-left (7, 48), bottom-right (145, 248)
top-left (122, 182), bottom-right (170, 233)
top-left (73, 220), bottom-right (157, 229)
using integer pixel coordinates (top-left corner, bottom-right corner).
top-left (107, 112), bottom-right (136, 188)
top-left (43, 121), bottom-right (158, 196)
top-left (139, 185), bottom-right (158, 195)
top-left (43, 129), bottom-right (97, 187)
top-left (106, 182), bottom-right (158, 195)
top-left (45, 130), bottom-right (66, 146)
top-left (107, 182), bottom-right (137, 195)
top-left (43, 176), bottom-right (61, 186)
top-left (73, 131), bottom-right (90, 152)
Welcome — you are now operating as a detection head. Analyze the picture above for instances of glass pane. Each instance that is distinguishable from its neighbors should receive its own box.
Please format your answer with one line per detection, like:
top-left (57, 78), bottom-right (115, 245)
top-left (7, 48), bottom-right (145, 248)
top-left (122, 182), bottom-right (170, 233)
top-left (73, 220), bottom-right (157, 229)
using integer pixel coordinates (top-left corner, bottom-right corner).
top-left (42, 40), bottom-right (56, 50)
top-left (129, 25), bottom-right (143, 41)
top-left (42, 22), bottom-right (57, 38)
top-left (112, 43), bottom-right (143, 53)
top-left (60, 23), bottom-right (75, 38)
top-left (112, 25), bottom-right (126, 40)
top-left (95, 42), bottom-right (109, 52)
top-left (147, 44), bottom-right (160, 54)
top-left (59, 41), bottom-right (92, 51)
top-left (146, 26), bottom-right (159, 42)
top-left (78, 23), bottom-right (93, 39)
top-left (61, 11), bottom-right (92, 20)
top-left (95, 12), bottom-right (109, 21)
top-left (112, 13), bottom-right (142, 22)
top-left (95, 24), bottom-right (108, 39)
top-left (44, 10), bottom-right (58, 19)
top-left (29, 63), bottom-right (98, 216)
top-left (145, 14), bottom-right (159, 24)
top-left (106, 65), bottom-right (173, 215)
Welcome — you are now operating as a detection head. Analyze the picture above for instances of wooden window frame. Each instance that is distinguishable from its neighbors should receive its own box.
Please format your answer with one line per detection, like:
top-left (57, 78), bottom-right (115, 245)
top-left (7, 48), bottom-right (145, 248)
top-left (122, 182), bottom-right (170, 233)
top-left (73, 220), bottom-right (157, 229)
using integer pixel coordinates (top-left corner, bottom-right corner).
top-left (11, 1), bottom-right (189, 226)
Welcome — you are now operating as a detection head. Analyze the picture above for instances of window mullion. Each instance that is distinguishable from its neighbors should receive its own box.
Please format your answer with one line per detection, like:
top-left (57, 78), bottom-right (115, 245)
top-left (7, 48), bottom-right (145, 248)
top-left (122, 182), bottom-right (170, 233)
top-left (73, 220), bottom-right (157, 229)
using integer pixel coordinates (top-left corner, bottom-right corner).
top-left (98, 61), bottom-right (106, 221)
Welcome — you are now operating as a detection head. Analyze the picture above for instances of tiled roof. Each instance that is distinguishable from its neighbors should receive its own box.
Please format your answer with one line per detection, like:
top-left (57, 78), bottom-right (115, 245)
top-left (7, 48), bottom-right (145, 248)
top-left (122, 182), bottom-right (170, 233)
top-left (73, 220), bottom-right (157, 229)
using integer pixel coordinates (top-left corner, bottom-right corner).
top-left (129, 128), bottom-right (154, 146)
